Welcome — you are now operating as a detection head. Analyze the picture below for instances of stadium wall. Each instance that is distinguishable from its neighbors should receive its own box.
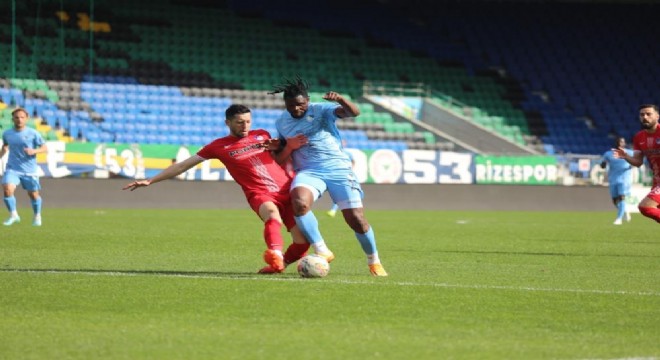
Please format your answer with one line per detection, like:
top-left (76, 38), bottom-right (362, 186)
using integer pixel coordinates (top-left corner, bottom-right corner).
top-left (19, 178), bottom-right (615, 211)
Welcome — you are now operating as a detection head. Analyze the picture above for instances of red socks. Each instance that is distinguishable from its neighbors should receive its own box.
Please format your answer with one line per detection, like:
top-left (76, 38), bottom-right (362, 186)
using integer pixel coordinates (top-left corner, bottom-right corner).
top-left (284, 243), bottom-right (310, 265)
top-left (264, 218), bottom-right (310, 263)
top-left (639, 206), bottom-right (660, 223)
top-left (264, 218), bottom-right (284, 251)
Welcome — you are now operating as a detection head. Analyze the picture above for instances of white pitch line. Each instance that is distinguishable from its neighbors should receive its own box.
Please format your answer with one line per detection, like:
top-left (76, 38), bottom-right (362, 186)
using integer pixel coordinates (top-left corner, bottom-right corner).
top-left (579, 357), bottom-right (659, 360)
top-left (3, 269), bottom-right (659, 297)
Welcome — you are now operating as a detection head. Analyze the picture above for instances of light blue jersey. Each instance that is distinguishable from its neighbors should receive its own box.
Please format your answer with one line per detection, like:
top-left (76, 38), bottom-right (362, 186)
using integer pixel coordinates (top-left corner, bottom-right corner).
top-left (276, 103), bottom-right (353, 179)
top-left (601, 149), bottom-right (633, 185)
top-left (277, 100), bottom-right (381, 267)
top-left (601, 149), bottom-right (633, 198)
top-left (344, 148), bottom-right (354, 163)
top-left (2, 127), bottom-right (45, 175)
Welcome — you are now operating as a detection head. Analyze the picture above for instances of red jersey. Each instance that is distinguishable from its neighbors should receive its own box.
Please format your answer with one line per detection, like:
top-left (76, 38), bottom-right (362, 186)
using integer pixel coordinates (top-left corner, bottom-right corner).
top-left (632, 126), bottom-right (660, 186)
top-left (196, 129), bottom-right (292, 198)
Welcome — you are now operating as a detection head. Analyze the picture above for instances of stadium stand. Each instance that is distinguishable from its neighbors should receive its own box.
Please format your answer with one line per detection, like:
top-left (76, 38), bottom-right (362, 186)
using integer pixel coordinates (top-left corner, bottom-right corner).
top-left (1, 0), bottom-right (658, 154)
top-left (228, 0), bottom-right (660, 154)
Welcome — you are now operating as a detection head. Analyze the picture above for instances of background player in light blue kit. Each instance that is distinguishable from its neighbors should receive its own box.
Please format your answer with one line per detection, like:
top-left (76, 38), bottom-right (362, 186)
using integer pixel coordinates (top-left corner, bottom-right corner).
top-left (270, 77), bottom-right (387, 276)
top-left (0, 108), bottom-right (47, 226)
top-left (600, 136), bottom-right (634, 225)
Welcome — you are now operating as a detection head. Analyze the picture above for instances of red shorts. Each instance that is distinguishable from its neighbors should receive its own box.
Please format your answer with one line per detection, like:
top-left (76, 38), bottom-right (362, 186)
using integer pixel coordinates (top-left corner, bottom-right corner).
top-left (246, 190), bottom-right (296, 231)
top-left (647, 185), bottom-right (660, 203)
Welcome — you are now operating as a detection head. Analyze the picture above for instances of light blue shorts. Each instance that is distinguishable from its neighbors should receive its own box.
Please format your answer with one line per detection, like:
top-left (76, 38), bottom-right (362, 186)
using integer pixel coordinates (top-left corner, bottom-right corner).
top-left (2, 169), bottom-right (41, 192)
top-left (291, 171), bottom-right (364, 210)
top-left (609, 182), bottom-right (631, 199)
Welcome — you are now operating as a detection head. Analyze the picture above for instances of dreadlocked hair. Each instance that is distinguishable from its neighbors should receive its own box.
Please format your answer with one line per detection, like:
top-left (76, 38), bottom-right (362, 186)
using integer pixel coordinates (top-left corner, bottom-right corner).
top-left (268, 76), bottom-right (309, 99)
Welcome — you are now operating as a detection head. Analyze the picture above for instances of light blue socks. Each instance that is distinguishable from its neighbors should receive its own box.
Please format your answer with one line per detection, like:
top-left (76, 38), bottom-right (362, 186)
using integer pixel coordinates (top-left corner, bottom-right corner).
top-left (32, 198), bottom-right (42, 216)
top-left (294, 211), bottom-right (324, 244)
top-left (4, 196), bottom-right (16, 213)
top-left (355, 227), bottom-right (377, 255)
top-left (616, 200), bottom-right (626, 220)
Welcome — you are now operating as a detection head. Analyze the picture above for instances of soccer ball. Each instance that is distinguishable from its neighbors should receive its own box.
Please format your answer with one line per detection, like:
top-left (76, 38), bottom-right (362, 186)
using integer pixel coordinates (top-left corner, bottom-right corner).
top-left (297, 254), bottom-right (330, 278)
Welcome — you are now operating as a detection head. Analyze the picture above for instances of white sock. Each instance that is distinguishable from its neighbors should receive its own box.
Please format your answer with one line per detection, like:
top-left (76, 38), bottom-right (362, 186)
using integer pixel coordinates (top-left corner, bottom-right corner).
top-left (10, 211), bottom-right (18, 217)
top-left (312, 241), bottom-right (330, 254)
top-left (367, 253), bottom-right (380, 265)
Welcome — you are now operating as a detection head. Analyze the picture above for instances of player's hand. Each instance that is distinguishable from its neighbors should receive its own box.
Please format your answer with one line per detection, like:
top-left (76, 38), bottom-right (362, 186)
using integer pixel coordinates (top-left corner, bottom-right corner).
top-left (262, 138), bottom-right (281, 151)
top-left (611, 147), bottom-right (627, 159)
top-left (122, 180), bottom-right (151, 191)
top-left (24, 148), bottom-right (37, 156)
top-left (285, 134), bottom-right (309, 150)
top-left (322, 91), bottom-right (343, 102)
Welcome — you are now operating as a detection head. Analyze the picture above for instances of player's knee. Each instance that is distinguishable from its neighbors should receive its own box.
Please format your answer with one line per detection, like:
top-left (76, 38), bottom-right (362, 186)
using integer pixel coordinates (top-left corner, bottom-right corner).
top-left (350, 221), bottom-right (370, 233)
top-left (265, 214), bottom-right (282, 224)
top-left (345, 213), bottom-right (369, 232)
top-left (291, 198), bottom-right (311, 215)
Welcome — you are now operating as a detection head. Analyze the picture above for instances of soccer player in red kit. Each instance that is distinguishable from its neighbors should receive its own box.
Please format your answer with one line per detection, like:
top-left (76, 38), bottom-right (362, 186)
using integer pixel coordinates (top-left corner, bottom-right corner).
top-left (613, 104), bottom-right (660, 223)
top-left (123, 104), bottom-right (310, 273)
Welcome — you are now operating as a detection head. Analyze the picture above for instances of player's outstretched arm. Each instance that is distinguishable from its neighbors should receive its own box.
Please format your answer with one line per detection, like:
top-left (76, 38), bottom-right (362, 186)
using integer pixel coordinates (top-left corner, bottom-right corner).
top-left (612, 148), bottom-right (644, 167)
top-left (323, 91), bottom-right (360, 118)
top-left (122, 155), bottom-right (205, 191)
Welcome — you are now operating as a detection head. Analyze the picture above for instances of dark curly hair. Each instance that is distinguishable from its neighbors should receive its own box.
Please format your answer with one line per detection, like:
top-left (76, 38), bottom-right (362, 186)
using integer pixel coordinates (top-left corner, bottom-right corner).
top-left (268, 76), bottom-right (309, 99)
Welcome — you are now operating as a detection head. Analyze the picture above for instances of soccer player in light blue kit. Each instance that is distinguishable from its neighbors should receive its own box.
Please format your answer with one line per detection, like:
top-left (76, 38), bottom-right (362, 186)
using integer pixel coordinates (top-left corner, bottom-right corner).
top-left (270, 77), bottom-right (387, 276)
top-left (600, 136), bottom-right (634, 225)
top-left (0, 108), bottom-right (47, 226)
top-left (328, 141), bottom-right (355, 218)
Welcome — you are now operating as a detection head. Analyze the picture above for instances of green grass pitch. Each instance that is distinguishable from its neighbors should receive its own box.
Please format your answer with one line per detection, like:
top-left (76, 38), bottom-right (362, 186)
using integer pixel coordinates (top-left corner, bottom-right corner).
top-left (1, 208), bottom-right (658, 359)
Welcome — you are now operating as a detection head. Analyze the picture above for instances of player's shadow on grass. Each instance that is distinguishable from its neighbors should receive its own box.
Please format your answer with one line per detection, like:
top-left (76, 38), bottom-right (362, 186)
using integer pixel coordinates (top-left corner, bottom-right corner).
top-left (2, 268), bottom-right (276, 278)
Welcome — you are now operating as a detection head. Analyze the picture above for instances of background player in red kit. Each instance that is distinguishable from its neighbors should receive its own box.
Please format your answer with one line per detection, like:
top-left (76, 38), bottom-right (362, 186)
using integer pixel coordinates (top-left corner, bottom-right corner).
top-left (613, 104), bottom-right (660, 223)
top-left (123, 104), bottom-right (309, 272)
